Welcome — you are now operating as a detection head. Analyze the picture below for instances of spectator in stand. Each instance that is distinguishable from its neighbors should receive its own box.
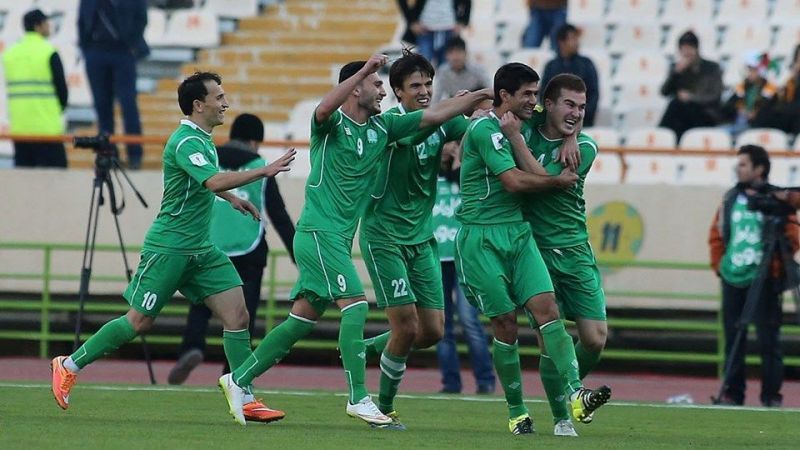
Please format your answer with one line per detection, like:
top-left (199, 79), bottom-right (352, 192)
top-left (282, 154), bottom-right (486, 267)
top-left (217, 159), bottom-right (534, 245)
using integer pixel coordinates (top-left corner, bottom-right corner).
top-left (541, 23), bottom-right (599, 126)
top-left (522, 0), bottom-right (567, 51)
top-left (78, 0), bottom-right (149, 169)
top-left (760, 44), bottom-right (800, 135)
top-left (659, 31), bottom-right (723, 140)
top-left (2, 9), bottom-right (68, 168)
top-left (721, 51), bottom-right (778, 136)
top-left (433, 36), bottom-right (488, 103)
top-left (396, 0), bottom-right (471, 68)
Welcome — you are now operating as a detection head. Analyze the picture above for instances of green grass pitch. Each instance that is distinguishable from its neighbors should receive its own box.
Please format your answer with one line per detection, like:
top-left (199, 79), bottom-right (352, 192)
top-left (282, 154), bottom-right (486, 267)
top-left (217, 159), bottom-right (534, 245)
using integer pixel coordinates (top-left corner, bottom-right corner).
top-left (1, 382), bottom-right (798, 449)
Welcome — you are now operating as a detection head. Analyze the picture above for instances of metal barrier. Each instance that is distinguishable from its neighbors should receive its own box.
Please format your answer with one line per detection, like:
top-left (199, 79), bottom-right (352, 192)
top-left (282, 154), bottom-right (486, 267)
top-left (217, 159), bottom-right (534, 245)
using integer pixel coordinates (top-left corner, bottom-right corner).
top-left (1, 241), bottom-right (798, 374)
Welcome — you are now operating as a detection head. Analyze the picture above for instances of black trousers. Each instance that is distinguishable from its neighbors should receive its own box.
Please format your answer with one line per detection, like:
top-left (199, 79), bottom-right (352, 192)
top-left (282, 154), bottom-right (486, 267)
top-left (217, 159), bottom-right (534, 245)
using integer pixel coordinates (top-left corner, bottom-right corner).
top-left (721, 278), bottom-right (783, 405)
top-left (177, 256), bottom-right (265, 374)
top-left (658, 99), bottom-right (718, 140)
top-left (14, 142), bottom-right (67, 168)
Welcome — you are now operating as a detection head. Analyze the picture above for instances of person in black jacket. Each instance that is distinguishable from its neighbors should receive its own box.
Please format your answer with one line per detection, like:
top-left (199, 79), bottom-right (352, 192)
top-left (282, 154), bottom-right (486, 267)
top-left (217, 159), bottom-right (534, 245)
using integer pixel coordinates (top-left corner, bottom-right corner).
top-left (396, 0), bottom-right (471, 67)
top-left (168, 113), bottom-right (296, 385)
top-left (78, 0), bottom-right (149, 169)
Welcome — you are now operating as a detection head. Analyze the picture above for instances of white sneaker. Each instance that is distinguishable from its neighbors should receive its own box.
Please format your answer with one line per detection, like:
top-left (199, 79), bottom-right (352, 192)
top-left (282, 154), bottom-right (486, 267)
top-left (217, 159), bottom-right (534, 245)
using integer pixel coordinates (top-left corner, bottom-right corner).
top-left (346, 396), bottom-right (392, 425)
top-left (554, 419), bottom-right (578, 437)
top-left (218, 374), bottom-right (246, 426)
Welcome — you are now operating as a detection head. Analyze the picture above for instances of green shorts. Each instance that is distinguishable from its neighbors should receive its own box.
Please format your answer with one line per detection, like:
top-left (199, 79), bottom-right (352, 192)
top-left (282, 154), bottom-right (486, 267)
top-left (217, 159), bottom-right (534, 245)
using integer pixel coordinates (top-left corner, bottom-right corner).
top-left (290, 230), bottom-right (364, 315)
top-left (360, 236), bottom-right (444, 310)
top-left (455, 222), bottom-right (554, 318)
top-left (540, 242), bottom-right (606, 321)
top-left (123, 247), bottom-right (242, 317)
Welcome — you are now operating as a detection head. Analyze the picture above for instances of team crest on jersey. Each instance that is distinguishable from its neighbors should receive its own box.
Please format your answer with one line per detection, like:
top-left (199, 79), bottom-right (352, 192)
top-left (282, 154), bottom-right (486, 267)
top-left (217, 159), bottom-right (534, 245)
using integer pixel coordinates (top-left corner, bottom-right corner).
top-left (551, 148), bottom-right (559, 161)
top-left (366, 129), bottom-right (378, 144)
top-left (188, 152), bottom-right (209, 166)
top-left (522, 129), bottom-right (532, 141)
top-left (344, 127), bottom-right (352, 136)
top-left (426, 133), bottom-right (441, 148)
top-left (490, 132), bottom-right (505, 150)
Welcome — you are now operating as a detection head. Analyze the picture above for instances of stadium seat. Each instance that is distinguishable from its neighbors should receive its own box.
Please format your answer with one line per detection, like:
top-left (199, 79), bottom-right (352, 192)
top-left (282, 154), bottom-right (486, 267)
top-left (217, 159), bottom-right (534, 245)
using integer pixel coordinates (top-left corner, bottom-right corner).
top-left (769, 157), bottom-right (800, 186)
top-left (582, 127), bottom-right (621, 149)
top-left (0, 9), bottom-right (23, 53)
top-left (461, 21), bottom-right (496, 55)
top-left (679, 128), bottom-right (733, 151)
top-left (497, 21), bottom-right (528, 53)
top-left (585, 152), bottom-right (623, 184)
top-left (287, 99), bottom-right (318, 141)
top-left (607, 0), bottom-right (659, 21)
top-left (470, 0), bottom-right (495, 19)
top-left (164, 10), bottom-right (220, 48)
top-left (470, 47), bottom-right (503, 75)
top-left (770, 0), bottom-right (800, 25)
top-left (608, 21), bottom-right (662, 54)
top-left (612, 52), bottom-right (668, 85)
top-left (50, 9), bottom-right (78, 47)
top-left (717, 23), bottom-right (771, 59)
top-left (771, 25), bottom-right (800, 61)
top-left (660, 0), bottom-right (714, 27)
top-left (567, 0), bottom-right (606, 24)
top-left (735, 128), bottom-right (790, 152)
top-left (495, 0), bottom-right (528, 25)
top-left (263, 121), bottom-right (288, 141)
top-left (614, 82), bottom-right (664, 109)
top-left (716, 0), bottom-right (769, 23)
top-left (145, 8), bottom-right (169, 47)
top-left (616, 105), bottom-right (664, 130)
top-left (574, 22), bottom-right (608, 51)
top-left (203, 0), bottom-right (259, 19)
top-left (581, 48), bottom-right (612, 86)
top-left (35, 0), bottom-right (79, 13)
top-left (506, 48), bottom-right (554, 73)
top-left (625, 127), bottom-right (677, 149)
top-left (674, 154), bottom-right (737, 185)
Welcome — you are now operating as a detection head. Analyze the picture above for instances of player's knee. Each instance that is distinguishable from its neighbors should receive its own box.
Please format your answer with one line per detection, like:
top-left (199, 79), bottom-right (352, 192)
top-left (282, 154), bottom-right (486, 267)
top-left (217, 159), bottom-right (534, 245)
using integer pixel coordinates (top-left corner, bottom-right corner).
top-left (491, 314), bottom-right (518, 343)
top-left (530, 294), bottom-right (560, 324)
top-left (583, 326), bottom-right (608, 353)
top-left (415, 326), bottom-right (443, 349)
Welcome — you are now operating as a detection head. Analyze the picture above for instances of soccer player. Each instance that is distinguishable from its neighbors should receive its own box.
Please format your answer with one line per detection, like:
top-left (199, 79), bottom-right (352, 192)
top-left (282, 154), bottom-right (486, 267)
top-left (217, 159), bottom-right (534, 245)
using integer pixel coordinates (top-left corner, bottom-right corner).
top-left (358, 50), bottom-right (486, 429)
top-left (219, 54), bottom-right (493, 426)
top-left (50, 72), bottom-right (297, 417)
top-left (455, 62), bottom-right (610, 436)
top-left (502, 73), bottom-right (605, 437)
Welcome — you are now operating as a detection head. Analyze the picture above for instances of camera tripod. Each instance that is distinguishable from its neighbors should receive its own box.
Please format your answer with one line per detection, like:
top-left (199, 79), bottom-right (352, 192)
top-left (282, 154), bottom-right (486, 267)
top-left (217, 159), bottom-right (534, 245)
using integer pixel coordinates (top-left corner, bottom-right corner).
top-left (72, 148), bottom-right (156, 384)
top-left (712, 213), bottom-right (800, 404)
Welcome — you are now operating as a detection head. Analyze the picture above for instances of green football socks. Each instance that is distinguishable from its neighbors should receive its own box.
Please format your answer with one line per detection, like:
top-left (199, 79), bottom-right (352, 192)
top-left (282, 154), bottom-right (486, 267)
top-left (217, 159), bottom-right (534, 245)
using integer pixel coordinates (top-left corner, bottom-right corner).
top-left (364, 331), bottom-right (391, 359)
top-left (222, 329), bottom-right (252, 375)
top-left (232, 314), bottom-right (315, 387)
top-left (539, 320), bottom-right (582, 393)
top-left (493, 338), bottom-right (528, 418)
top-left (339, 301), bottom-right (369, 404)
top-left (378, 350), bottom-right (407, 414)
top-left (69, 315), bottom-right (137, 369)
top-left (539, 353), bottom-right (570, 423)
top-left (575, 342), bottom-right (602, 379)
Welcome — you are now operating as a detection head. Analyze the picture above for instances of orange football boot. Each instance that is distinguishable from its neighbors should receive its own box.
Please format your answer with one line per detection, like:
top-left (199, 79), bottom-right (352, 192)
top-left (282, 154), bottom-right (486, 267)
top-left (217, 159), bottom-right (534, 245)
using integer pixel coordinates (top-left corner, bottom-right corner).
top-left (50, 356), bottom-right (77, 410)
top-left (243, 399), bottom-right (285, 423)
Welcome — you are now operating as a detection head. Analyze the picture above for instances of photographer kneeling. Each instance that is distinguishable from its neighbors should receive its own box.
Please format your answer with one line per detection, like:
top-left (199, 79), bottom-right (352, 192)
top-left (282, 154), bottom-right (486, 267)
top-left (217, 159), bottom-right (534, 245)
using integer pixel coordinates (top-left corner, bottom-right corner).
top-left (708, 145), bottom-right (799, 407)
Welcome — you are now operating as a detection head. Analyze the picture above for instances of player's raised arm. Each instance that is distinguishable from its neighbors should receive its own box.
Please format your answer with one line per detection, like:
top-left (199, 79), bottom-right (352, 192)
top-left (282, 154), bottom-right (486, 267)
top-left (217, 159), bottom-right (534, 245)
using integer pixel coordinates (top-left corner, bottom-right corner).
top-left (315, 53), bottom-right (388, 124)
top-left (419, 88), bottom-right (493, 128)
top-left (499, 111), bottom-right (549, 176)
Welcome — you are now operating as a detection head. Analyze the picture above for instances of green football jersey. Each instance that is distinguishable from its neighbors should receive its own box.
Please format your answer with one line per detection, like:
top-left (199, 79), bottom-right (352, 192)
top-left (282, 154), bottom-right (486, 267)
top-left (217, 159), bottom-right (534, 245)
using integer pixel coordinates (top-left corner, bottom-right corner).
top-left (296, 107), bottom-right (423, 238)
top-left (521, 127), bottom-right (598, 248)
top-left (456, 112), bottom-right (523, 225)
top-left (143, 120), bottom-right (220, 255)
top-left (361, 105), bottom-right (469, 244)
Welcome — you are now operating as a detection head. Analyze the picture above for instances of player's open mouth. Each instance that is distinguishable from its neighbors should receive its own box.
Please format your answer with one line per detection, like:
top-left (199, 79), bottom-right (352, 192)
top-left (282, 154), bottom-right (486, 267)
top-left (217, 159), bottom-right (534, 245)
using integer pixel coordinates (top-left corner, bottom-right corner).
top-left (565, 118), bottom-right (577, 127)
top-left (417, 98), bottom-right (430, 106)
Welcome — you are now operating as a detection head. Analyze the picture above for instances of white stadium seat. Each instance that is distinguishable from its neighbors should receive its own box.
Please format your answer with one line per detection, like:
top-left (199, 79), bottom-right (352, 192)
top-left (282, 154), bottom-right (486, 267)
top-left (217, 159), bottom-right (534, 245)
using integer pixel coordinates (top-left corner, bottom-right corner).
top-left (674, 154), bottom-right (737, 186)
top-left (735, 128), bottom-right (790, 152)
top-left (615, 82), bottom-right (664, 109)
top-left (0, 9), bottom-right (23, 53)
top-left (625, 127), bottom-right (677, 149)
top-left (145, 8), bottom-right (169, 47)
top-left (585, 153), bottom-right (623, 184)
top-left (608, 21), bottom-right (662, 54)
top-left (506, 48), bottom-right (554, 73)
top-left (581, 48), bottom-right (612, 85)
top-left (622, 127), bottom-right (678, 184)
top-left (497, 21), bottom-right (527, 53)
top-left (679, 128), bottom-right (733, 151)
top-left (286, 99), bottom-right (318, 141)
top-left (582, 127), bottom-right (621, 149)
top-left (470, 47), bottom-right (502, 75)
top-left (771, 0), bottom-right (800, 25)
top-left (574, 21), bottom-right (608, 51)
top-left (716, 0), bottom-right (769, 23)
top-left (717, 23), bottom-right (771, 59)
top-left (164, 10), bottom-right (220, 48)
top-left (616, 105), bottom-right (664, 130)
top-left (660, 0), bottom-right (714, 27)
top-left (613, 52), bottom-right (668, 85)
top-left (771, 25), bottom-right (800, 61)
top-left (567, 0), bottom-right (606, 24)
top-left (607, 0), bottom-right (659, 21)
top-left (495, 0), bottom-right (528, 25)
top-left (770, 157), bottom-right (800, 186)
top-left (203, 0), bottom-right (259, 19)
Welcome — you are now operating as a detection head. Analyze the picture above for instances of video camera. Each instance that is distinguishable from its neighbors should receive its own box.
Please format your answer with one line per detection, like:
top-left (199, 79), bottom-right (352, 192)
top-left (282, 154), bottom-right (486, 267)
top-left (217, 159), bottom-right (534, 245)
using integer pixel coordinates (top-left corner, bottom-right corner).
top-left (744, 184), bottom-right (800, 217)
top-left (73, 133), bottom-right (115, 155)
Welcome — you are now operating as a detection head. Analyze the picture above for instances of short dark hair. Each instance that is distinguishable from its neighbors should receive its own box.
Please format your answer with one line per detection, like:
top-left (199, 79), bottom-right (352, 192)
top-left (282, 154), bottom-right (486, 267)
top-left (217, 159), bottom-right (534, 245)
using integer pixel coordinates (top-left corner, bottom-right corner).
top-left (556, 23), bottom-right (579, 42)
top-left (542, 73), bottom-right (587, 104)
top-left (678, 30), bottom-right (699, 49)
top-left (389, 48), bottom-right (435, 96)
top-left (178, 72), bottom-right (222, 116)
top-left (444, 36), bottom-right (467, 53)
top-left (339, 61), bottom-right (367, 84)
top-left (229, 113), bottom-right (264, 142)
top-left (738, 144), bottom-right (771, 179)
top-left (23, 9), bottom-right (47, 32)
top-left (493, 63), bottom-right (539, 107)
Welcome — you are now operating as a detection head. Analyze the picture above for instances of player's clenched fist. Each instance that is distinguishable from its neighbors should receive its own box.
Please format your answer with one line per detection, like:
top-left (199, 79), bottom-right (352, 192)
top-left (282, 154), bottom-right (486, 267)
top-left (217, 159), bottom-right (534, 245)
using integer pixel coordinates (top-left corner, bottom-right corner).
top-left (362, 54), bottom-right (389, 74)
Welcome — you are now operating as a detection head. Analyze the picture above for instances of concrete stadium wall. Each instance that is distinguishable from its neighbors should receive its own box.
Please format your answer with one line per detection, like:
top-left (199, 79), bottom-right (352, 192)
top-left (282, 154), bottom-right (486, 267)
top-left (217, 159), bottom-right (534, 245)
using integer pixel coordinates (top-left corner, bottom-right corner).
top-left (0, 169), bottom-right (726, 305)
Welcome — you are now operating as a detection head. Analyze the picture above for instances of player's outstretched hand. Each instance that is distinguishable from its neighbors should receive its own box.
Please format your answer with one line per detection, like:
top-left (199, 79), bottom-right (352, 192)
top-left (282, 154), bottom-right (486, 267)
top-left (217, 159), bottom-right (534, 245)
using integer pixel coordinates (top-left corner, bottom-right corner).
top-left (230, 197), bottom-right (261, 221)
top-left (554, 168), bottom-right (579, 189)
top-left (362, 54), bottom-right (389, 74)
top-left (499, 111), bottom-right (522, 136)
top-left (264, 148), bottom-right (296, 177)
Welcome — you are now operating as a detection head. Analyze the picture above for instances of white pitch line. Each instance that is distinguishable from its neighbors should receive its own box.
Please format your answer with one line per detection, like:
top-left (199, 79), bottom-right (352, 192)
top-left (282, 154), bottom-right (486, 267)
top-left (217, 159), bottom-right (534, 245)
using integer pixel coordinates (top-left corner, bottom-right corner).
top-left (3, 382), bottom-right (798, 413)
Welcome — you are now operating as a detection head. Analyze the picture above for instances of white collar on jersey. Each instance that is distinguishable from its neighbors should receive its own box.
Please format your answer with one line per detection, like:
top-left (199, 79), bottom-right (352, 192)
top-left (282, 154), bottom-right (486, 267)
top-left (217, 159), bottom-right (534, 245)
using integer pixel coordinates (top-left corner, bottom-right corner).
top-left (180, 119), bottom-right (212, 136)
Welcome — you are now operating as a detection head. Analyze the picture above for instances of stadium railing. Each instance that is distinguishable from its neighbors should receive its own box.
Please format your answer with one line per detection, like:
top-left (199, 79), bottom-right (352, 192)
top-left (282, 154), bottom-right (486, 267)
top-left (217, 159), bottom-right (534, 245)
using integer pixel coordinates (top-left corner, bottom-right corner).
top-left (1, 241), bottom-right (798, 376)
